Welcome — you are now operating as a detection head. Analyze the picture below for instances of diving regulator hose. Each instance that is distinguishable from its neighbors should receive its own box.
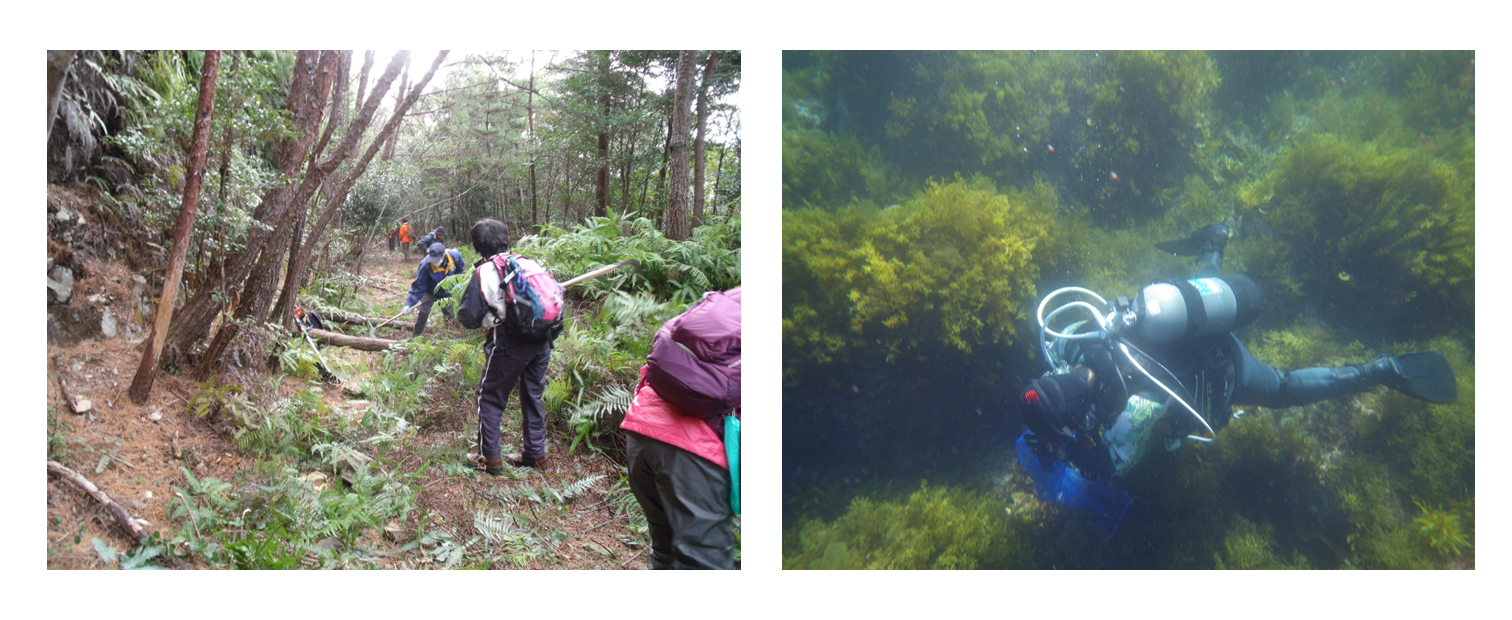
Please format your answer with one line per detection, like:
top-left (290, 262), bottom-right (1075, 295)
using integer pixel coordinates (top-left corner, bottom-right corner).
top-left (1036, 286), bottom-right (1216, 442)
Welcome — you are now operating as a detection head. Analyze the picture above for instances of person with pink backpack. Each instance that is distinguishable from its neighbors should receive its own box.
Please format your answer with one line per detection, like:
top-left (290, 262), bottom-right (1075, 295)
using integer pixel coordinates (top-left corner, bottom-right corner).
top-left (620, 287), bottom-right (740, 569)
top-left (457, 219), bottom-right (566, 474)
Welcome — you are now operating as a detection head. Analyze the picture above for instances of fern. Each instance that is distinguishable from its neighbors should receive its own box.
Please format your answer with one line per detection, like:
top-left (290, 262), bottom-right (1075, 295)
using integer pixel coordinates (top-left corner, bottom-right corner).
top-left (560, 474), bottom-right (606, 501)
top-left (568, 384), bottom-right (634, 453)
top-left (473, 509), bottom-right (517, 544)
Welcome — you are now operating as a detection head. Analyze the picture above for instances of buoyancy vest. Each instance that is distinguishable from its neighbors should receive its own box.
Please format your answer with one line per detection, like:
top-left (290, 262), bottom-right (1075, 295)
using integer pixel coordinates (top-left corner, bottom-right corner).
top-left (620, 367), bottom-right (728, 469)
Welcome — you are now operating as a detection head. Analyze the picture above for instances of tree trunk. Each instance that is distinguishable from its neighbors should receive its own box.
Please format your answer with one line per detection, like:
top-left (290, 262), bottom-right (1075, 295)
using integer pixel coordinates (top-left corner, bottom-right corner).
top-left (355, 50), bottom-right (374, 113)
top-left (306, 328), bottom-right (400, 351)
top-left (271, 51), bottom-right (448, 331)
top-left (322, 310), bottom-right (417, 332)
top-left (665, 51), bottom-right (697, 241)
top-left (528, 51), bottom-right (538, 230)
top-left (692, 51), bottom-right (719, 227)
top-left (204, 51), bottom-right (404, 365)
top-left (653, 102), bottom-right (672, 224)
top-left (712, 139), bottom-right (727, 210)
top-left (128, 50), bottom-right (221, 403)
top-left (621, 132), bottom-right (635, 212)
top-left (383, 55), bottom-right (409, 161)
top-left (47, 51), bottom-right (77, 142)
top-left (216, 51), bottom-right (242, 208)
top-left (173, 50), bottom-right (341, 370)
top-left (594, 52), bottom-right (611, 218)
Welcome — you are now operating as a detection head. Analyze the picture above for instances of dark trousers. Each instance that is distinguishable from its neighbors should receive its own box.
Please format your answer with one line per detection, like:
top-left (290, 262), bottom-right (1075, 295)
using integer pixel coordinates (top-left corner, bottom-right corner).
top-left (1229, 335), bottom-right (1376, 408)
top-left (474, 329), bottom-right (551, 461)
top-left (625, 432), bottom-right (734, 570)
top-left (388, 236), bottom-right (396, 253)
top-left (401, 241), bottom-right (412, 260)
top-left (412, 292), bottom-right (453, 337)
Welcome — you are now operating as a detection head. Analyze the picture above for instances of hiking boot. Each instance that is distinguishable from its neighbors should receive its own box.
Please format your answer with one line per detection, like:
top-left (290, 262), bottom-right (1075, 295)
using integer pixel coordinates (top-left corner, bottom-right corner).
top-left (466, 452), bottom-right (504, 476)
top-left (507, 453), bottom-right (545, 469)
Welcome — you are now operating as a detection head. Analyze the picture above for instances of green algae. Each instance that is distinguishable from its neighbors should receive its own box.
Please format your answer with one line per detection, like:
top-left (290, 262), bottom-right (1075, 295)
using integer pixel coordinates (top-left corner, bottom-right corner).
top-left (782, 482), bottom-right (1033, 569)
top-left (783, 177), bottom-right (1058, 366)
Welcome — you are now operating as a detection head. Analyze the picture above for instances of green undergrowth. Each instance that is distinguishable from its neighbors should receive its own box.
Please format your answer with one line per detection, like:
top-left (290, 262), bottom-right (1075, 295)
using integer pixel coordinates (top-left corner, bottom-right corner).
top-left (521, 209), bottom-right (741, 305)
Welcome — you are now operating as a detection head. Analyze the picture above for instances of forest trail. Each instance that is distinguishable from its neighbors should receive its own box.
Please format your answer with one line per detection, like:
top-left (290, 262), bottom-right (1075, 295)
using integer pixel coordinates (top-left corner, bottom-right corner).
top-left (47, 222), bottom-right (651, 569)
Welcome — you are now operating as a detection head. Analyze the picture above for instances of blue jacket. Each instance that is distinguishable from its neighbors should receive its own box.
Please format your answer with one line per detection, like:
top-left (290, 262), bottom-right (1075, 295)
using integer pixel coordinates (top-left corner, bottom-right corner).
top-left (406, 248), bottom-right (465, 307)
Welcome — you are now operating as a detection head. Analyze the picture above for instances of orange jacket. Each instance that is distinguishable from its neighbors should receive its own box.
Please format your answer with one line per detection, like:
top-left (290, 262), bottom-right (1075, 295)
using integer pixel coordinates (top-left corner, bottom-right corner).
top-left (398, 223), bottom-right (412, 243)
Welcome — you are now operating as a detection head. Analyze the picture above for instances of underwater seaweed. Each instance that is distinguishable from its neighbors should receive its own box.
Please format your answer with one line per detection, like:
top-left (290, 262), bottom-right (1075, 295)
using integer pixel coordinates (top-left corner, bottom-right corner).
top-left (1247, 133), bottom-right (1473, 341)
top-left (783, 177), bottom-right (1055, 365)
top-left (1412, 500), bottom-right (1470, 558)
top-left (782, 482), bottom-right (1032, 569)
top-left (781, 50), bottom-right (1474, 571)
top-left (1214, 517), bottom-right (1313, 569)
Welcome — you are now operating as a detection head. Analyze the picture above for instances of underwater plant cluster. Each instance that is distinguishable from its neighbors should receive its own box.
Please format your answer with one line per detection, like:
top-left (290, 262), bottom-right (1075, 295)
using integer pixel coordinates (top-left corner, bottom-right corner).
top-left (782, 50), bottom-right (1473, 569)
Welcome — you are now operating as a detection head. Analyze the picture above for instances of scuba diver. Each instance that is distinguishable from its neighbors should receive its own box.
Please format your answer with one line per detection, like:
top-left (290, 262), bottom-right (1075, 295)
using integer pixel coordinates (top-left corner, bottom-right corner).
top-left (1015, 223), bottom-right (1457, 538)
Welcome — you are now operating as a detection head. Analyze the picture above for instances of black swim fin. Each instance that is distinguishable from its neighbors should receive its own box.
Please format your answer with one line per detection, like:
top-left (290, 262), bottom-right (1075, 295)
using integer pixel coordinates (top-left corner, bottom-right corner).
top-left (1155, 223), bottom-right (1230, 257)
top-left (1390, 351), bottom-right (1458, 402)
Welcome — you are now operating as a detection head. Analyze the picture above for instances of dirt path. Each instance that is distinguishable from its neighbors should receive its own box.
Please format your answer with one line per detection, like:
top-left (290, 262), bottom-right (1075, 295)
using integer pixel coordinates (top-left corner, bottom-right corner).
top-left (46, 241), bottom-right (651, 569)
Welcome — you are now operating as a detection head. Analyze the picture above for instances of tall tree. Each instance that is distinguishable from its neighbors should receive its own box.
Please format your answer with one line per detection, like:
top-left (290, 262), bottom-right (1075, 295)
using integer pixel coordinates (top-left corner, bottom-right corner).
top-left (693, 51), bottom-right (720, 226)
top-left (196, 51), bottom-right (409, 373)
top-left (594, 51), bottom-right (612, 218)
top-left (383, 55), bottom-right (410, 161)
top-left (128, 50), bottom-right (221, 402)
top-left (665, 50), bottom-right (697, 240)
top-left (164, 50), bottom-right (341, 363)
top-left (272, 51), bottom-right (449, 328)
top-left (528, 51), bottom-right (539, 229)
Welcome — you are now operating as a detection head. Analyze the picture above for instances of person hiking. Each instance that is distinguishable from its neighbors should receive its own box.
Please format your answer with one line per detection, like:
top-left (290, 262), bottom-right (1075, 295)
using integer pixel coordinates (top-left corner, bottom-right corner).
top-left (387, 223), bottom-right (398, 254)
top-left (403, 242), bottom-right (465, 337)
top-left (398, 218), bottom-right (414, 260)
top-left (457, 219), bottom-right (565, 474)
top-left (415, 226), bottom-right (446, 254)
top-left (1015, 223), bottom-right (1458, 538)
top-left (621, 287), bottom-right (741, 569)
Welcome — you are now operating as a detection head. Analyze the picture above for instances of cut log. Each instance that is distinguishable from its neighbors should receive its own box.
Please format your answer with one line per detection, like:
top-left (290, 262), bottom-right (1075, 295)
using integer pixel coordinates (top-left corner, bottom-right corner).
top-left (306, 328), bottom-right (400, 351)
top-left (321, 311), bottom-right (415, 332)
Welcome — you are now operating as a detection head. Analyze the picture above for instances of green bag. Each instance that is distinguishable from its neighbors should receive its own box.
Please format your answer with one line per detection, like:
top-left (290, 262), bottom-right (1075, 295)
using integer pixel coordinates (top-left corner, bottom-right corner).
top-left (725, 414), bottom-right (740, 515)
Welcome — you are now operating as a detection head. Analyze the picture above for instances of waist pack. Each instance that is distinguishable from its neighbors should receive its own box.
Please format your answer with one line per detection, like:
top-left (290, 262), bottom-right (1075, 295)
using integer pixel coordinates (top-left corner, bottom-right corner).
top-left (647, 288), bottom-right (741, 419)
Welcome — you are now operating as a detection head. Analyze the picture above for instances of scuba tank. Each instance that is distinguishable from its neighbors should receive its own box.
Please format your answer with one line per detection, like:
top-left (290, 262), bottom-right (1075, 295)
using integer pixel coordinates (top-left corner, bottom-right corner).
top-left (1131, 274), bottom-right (1261, 345)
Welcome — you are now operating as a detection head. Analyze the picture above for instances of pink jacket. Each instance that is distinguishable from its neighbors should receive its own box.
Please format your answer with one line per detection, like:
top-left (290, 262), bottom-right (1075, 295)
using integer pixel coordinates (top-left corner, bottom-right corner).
top-left (620, 367), bottom-right (728, 469)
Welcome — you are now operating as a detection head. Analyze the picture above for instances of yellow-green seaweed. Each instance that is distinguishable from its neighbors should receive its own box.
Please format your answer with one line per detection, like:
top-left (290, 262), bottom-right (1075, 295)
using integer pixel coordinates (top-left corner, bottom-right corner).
top-left (783, 177), bottom-right (1057, 365)
top-left (782, 483), bottom-right (1031, 569)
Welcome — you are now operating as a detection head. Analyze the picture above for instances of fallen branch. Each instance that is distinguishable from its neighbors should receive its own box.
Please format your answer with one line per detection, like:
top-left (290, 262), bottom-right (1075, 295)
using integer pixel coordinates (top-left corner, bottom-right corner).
top-left (584, 514), bottom-right (626, 533)
top-left (47, 460), bottom-right (194, 569)
top-left (48, 459), bottom-right (148, 541)
top-left (306, 328), bottom-right (401, 351)
top-left (617, 549), bottom-right (646, 569)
